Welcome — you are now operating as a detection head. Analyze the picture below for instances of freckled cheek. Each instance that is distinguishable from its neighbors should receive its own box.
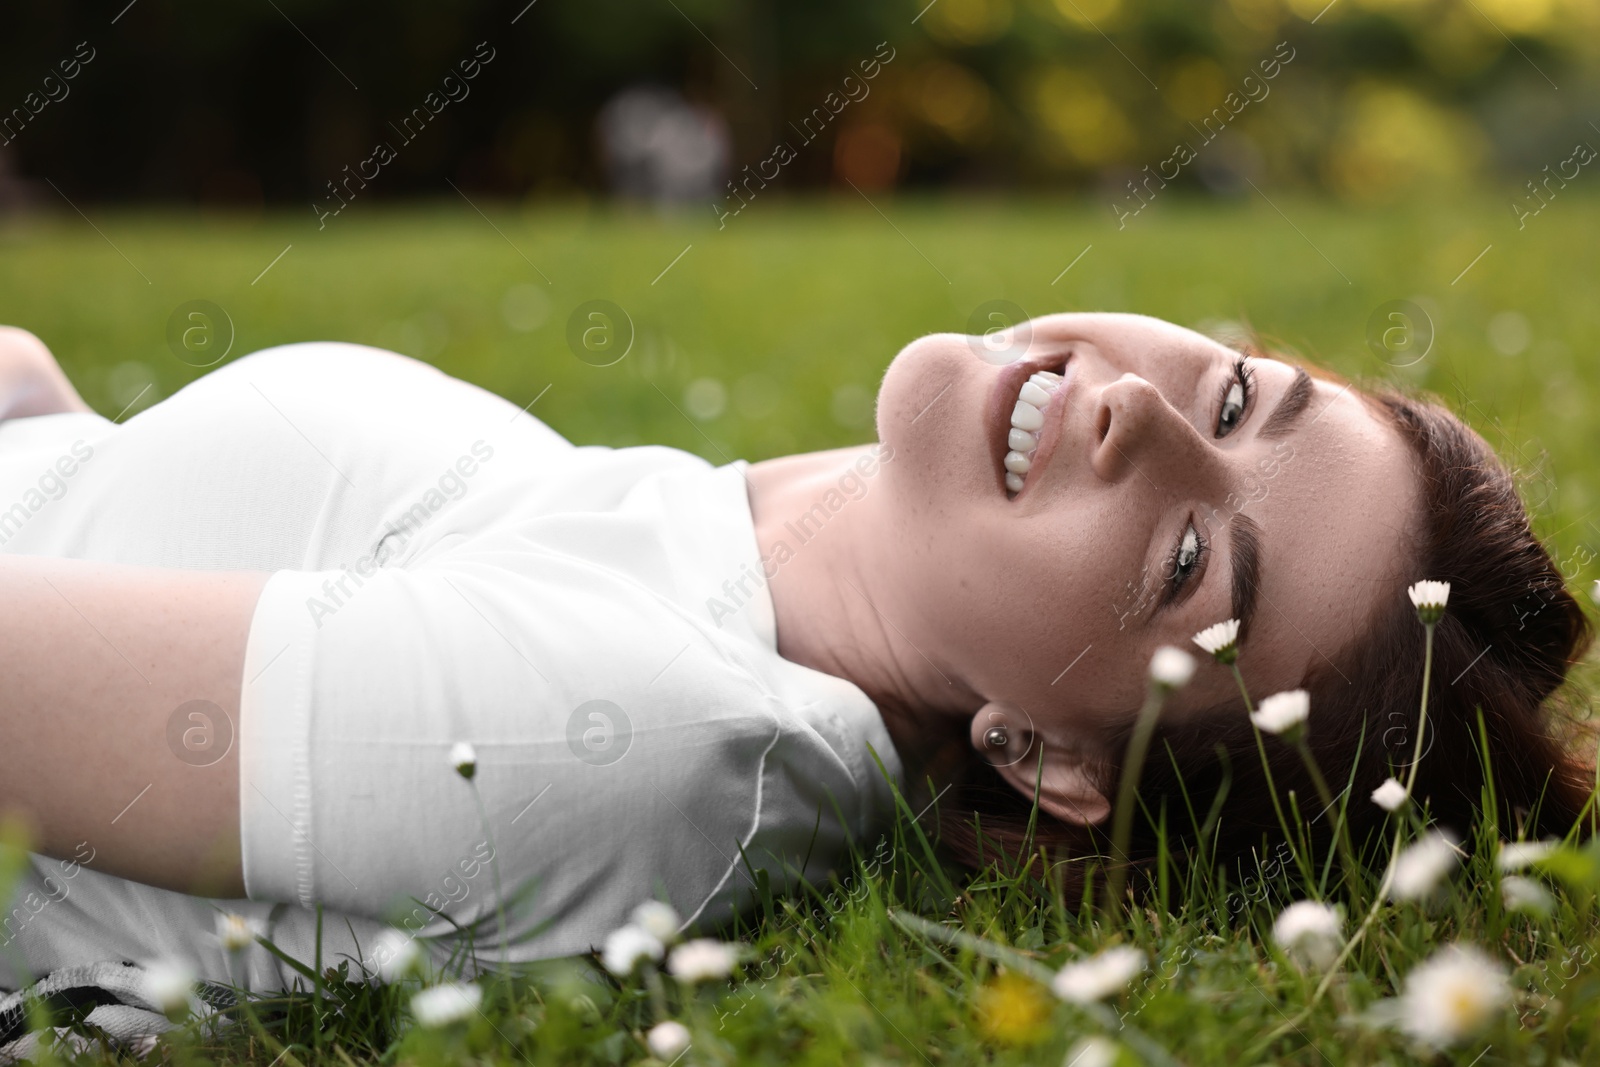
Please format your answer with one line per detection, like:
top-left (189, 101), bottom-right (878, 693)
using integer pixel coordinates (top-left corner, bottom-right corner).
top-left (912, 554), bottom-right (1033, 665)
top-left (955, 554), bottom-right (1081, 657)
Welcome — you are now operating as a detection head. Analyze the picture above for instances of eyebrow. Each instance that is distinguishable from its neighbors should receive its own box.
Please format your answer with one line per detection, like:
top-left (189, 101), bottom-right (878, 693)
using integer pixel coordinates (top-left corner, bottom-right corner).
top-left (1257, 367), bottom-right (1314, 440)
top-left (1229, 512), bottom-right (1263, 647)
top-left (1225, 368), bottom-right (1311, 644)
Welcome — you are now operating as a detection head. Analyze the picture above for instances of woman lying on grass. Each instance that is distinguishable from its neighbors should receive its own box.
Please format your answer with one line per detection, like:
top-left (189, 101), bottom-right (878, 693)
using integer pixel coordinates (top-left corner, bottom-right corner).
top-left (0, 311), bottom-right (1585, 994)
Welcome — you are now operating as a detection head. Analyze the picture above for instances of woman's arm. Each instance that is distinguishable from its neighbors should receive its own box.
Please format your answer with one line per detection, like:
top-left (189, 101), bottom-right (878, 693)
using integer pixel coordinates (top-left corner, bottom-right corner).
top-left (0, 327), bottom-right (93, 420)
top-left (0, 554), bottom-right (264, 897)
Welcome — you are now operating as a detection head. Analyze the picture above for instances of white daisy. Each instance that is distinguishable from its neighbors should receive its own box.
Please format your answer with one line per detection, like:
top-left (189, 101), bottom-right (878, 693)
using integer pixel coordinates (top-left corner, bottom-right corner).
top-left (214, 912), bottom-right (261, 953)
top-left (369, 928), bottom-right (422, 982)
top-left (1251, 689), bottom-right (1310, 737)
top-left (1388, 831), bottom-right (1461, 901)
top-left (647, 1020), bottom-right (691, 1060)
top-left (667, 939), bottom-right (739, 984)
top-left (1192, 619), bottom-right (1241, 665)
top-left (1497, 839), bottom-right (1556, 872)
top-left (631, 900), bottom-right (681, 944)
top-left (1050, 945), bottom-right (1144, 1004)
top-left (1371, 777), bottom-right (1409, 812)
top-left (1065, 1035), bottom-right (1119, 1067)
top-left (141, 960), bottom-right (196, 1017)
top-left (601, 923), bottom-right (665, 977)
top-left (1271, 900), bottom-right (1343, 970)
top-left (450, 740), bottom-right (477, 780)
top-left (410, 982), bottom-right (482, 1027)
top-left (1397, 944), bottom-right (1509, 1047)
top-left (1501, 875), bottom-right (1554, 917)
top-left (1148, 646), bottom-right (1196, 690)
top-left (1407, 580), bottom-right (1451, 624)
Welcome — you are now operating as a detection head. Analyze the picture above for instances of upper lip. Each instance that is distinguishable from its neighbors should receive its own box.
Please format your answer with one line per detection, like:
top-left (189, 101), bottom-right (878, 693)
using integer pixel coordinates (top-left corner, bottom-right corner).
top-left (987, 347), bottom-right (1073, 499)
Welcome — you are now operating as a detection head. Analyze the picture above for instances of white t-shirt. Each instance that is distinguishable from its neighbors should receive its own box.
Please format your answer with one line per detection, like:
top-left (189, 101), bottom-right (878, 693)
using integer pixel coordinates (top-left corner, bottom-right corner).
top-left (0, 342), bottom-right (903, 991)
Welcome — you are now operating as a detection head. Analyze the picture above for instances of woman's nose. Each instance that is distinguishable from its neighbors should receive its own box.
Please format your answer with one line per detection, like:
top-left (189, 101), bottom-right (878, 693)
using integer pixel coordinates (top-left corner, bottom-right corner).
top-left (1089, 373), bottom-right (1216, 488)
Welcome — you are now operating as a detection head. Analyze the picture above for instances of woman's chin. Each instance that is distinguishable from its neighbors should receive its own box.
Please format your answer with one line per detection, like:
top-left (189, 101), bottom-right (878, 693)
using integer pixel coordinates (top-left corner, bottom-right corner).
top-left (877, 333), bottom-right (966, 443)
top-left (874, 338), bottom-right (1000, 510)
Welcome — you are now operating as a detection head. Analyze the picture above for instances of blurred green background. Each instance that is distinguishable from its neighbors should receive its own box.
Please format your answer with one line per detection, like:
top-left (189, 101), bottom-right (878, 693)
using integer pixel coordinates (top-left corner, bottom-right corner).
top-left (2, 0), bottom-right (1599, 583)
top-left (1, 193), bottom-right (1595, 556)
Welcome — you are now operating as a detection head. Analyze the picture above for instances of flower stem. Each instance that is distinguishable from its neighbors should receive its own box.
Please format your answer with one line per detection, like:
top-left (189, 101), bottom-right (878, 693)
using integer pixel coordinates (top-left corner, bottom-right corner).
top-left (645, 967), bottom-right (669, 1022)
top-left (471, 783), bottom-right (512, 975)
top-left (1293, 736), bottom-right (1362, 903)
top-left (1105, 683), bottom-right (1166, 920)
top-left (1401, 620), bottom-right (1436, 802)
top-left (1230, 664), bottom-right (1315, 887)
top-left (1311, 620), bottom-right (1436, 1004)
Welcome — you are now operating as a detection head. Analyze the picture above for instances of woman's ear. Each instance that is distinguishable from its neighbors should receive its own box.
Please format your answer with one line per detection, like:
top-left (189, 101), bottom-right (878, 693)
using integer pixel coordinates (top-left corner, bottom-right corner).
top-left (969, 702), bottom-right (1110, 827)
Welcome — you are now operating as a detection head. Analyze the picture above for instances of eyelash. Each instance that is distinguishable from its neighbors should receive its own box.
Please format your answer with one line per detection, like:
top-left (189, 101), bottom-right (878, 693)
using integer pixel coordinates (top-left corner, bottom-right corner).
top-left (1164, 521), bottom-right (1207, 603)
top-left (1215, 356), bottom-right (1256, 439)
top-left (1162, 357), bottom-right (1254, 601)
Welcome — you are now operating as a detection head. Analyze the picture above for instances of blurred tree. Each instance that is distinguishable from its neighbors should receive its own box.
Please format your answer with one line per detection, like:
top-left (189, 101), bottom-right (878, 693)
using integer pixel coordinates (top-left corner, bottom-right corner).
top-left (0, 0), bottom-right (1594, 205)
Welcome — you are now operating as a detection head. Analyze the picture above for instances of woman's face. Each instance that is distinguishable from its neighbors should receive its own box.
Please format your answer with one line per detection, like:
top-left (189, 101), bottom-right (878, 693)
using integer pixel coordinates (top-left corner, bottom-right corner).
top-left (870, 313), bottom-right (1418, 770)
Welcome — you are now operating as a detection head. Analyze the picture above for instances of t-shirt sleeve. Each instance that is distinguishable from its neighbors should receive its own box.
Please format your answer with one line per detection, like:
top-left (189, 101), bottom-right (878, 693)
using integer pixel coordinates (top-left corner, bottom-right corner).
top-left (237, 553), bottom-right (864, 961)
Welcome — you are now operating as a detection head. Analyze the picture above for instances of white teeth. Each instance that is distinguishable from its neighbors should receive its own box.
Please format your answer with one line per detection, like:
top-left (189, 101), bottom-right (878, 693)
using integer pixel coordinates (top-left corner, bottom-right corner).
top-left (1002, 364), bottom-right (1067, 498)
top-left (1008, 427), bottom-right (1038, 451)
top-left (1010, 400), bottom-right (1044, 432)
top-left (1018, 380), bottom-right (1052, 407)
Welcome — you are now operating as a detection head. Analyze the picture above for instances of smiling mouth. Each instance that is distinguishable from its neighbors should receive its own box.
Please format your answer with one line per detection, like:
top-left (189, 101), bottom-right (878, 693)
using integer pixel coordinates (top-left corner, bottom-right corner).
top-left (998, 354), bottom-right (1070, 499)
top-left (1003, 368), bottom-right (1066, 495)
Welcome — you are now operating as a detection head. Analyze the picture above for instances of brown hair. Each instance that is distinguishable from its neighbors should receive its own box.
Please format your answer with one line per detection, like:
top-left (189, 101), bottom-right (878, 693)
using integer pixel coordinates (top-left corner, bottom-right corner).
top-left (932, 378), bottom-right (1597, 889)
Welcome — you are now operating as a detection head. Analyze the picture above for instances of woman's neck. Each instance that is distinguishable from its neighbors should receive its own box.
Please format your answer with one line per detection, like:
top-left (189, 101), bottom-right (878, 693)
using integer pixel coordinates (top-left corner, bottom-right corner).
top-left (741, 444), bottom-right (979, 779)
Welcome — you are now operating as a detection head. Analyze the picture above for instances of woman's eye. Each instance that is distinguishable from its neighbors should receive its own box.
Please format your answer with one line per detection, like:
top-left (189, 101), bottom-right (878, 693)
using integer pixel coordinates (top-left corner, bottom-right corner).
top-left (1215, 358), bottom-right (1253, 439)
top-left (1217, 382), bottom-right (1245, 435)
top-left (1158, 522), bottom-right (1206, 606)
top-left (1173, 525), bottom-right (1200, 584)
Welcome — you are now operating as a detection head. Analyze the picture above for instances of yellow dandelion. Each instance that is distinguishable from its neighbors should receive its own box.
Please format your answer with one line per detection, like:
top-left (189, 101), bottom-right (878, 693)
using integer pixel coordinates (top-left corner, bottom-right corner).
top-left (976, 970), bottom-right (1052, 1045)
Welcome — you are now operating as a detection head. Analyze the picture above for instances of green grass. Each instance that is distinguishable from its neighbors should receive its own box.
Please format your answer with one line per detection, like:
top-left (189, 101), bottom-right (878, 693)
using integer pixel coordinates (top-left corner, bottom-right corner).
top-left (3, 193), bottom-right (1600, 1065)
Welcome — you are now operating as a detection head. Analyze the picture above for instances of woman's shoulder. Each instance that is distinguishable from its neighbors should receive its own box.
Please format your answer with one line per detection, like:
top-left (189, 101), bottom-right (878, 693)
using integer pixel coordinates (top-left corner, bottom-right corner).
top-left (150, 339), bottom-right (560, 462)
top-left (210, 341), bottom-right (449, 388)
